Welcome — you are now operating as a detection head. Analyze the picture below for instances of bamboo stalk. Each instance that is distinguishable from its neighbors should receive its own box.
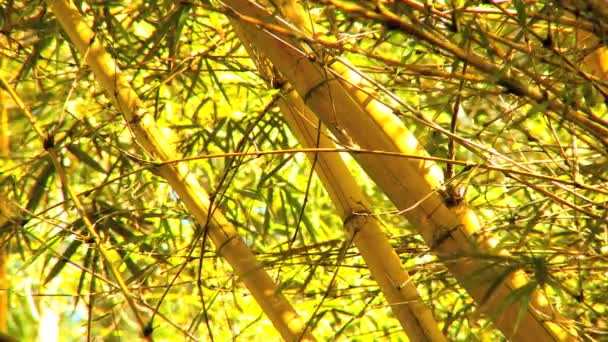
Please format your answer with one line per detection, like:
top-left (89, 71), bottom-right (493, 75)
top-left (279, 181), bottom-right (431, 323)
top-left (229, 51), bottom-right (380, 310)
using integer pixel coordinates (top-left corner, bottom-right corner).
top-left (279, 85), bottom-right (447, 342)
top-left (233, 17), bottom-right (447, 342)
top-left (222, 0), bottom-right (576, 340)
top-left (45, 1), bottom-right (313, 340)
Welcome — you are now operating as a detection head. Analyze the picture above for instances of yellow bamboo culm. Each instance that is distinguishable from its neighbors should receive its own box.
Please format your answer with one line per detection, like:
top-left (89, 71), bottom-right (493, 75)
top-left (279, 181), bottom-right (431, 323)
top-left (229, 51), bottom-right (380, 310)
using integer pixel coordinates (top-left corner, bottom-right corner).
top-left (279, 86), bottom-right (448, 342)
top-left (232, 19), bottom-right (447, 341)
top-left (45, 0), bottom-right (314, 340)
top-left (223, 0), bottom-right (576, 340)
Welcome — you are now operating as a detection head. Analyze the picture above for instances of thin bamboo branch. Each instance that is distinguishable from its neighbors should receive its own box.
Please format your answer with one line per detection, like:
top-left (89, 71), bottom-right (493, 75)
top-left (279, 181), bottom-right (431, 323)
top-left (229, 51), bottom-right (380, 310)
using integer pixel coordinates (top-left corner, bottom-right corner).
top-left (152, 148), bottom-right (607, 196)
top-left (220, 0), bottom-right (577, 340)
top-left (44, 0), bottom-right (314, 340)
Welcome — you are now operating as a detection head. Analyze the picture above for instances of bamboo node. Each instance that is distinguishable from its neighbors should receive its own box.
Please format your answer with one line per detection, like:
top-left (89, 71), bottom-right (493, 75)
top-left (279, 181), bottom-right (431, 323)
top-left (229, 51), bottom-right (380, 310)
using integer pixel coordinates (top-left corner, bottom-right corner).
top-left (302, 77), bottom-right (337, 105)
top-left (430, 224), bottom-right (462, 251)
top-left (343, 211), bottom-right (370, 237)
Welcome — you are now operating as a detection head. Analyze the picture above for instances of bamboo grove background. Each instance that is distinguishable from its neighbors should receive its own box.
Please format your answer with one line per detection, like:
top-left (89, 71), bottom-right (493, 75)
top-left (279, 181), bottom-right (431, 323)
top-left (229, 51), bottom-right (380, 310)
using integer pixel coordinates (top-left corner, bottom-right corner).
top-left (1, 0), bottom-right (607, 341)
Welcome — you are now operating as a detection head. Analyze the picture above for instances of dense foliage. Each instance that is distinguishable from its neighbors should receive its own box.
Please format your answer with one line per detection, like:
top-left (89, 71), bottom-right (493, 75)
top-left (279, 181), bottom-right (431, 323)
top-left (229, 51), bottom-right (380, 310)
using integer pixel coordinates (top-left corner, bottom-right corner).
top-left (1, 0), bottom-right (607, 340)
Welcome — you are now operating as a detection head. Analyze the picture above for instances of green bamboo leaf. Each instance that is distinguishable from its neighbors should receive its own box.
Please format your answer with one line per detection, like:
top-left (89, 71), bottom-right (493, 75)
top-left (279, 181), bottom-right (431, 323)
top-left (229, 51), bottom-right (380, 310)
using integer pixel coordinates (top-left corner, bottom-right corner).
top-left (66, 143), bottom-right (107, 173)
top-left (19, 234), bottom-right (62, 273)
top-left (73, 245), bottom-right (95, 312)
top-left (43, 238), bottom-right (82, 285)
top-left (26, 157), bottom-right (54, 213)
top-left (262, 186), bottom-right (273, 237)
top-left (201, 117), bottom-right (228, 153)
top-left (500, 281), bottom-right (538, 337)
top-left (258, 156), bottom-right (294, 187)
top-left (204, 58), bottom-right (232, 106)
top-left (480, 262), bottom-right (519, 304)
top-left (17, 35), bottom-right (53, 81)
top-left (110, 233), bottom-right (143, 281)
top-left (514, 0), bottom-right (527, 27)
top-left (532, 256), bottom-right (548, 286)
